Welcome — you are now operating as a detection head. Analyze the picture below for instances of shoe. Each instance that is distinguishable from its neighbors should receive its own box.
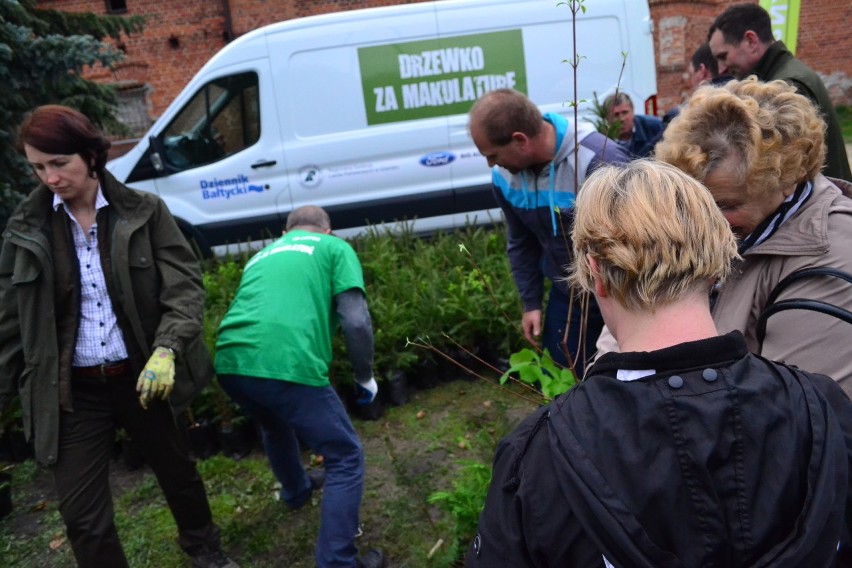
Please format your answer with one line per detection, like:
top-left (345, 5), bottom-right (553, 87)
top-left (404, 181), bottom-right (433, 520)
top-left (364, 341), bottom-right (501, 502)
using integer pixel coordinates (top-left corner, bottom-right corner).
top-left (356, 549), bottom-right (386, 568)
top-left (308, 467), bottom-right (326, 491)
top-left (283, 468), bottom-right (326, 510)
top-left (191, 549), bottom-right (240, 568)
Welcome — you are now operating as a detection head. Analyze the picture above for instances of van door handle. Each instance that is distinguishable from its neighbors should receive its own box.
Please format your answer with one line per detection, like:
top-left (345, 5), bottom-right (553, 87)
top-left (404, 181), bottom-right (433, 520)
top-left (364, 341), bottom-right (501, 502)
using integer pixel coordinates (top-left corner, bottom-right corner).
top-left (251, 159), bottom-right (277, 169)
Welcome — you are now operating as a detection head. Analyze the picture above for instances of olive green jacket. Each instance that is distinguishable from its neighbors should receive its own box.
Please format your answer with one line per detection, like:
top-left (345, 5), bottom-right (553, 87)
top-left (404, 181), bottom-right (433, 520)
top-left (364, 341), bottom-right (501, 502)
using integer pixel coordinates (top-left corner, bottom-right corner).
top-left (0, 171), bottom-right (213, 465)
top-left (752, 41), bottom-right (852, 182)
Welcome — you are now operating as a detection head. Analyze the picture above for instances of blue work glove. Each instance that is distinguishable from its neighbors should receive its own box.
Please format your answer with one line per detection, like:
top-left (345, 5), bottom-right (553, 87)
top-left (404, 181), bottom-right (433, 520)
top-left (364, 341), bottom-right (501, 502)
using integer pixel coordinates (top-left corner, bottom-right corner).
top-left (355, 377), bottom-right (378, 405)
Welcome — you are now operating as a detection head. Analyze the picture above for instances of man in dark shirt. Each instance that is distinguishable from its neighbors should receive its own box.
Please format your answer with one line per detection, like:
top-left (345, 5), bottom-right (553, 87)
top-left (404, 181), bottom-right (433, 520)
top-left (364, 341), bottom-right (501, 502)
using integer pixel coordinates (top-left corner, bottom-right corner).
top-left (708, 3), bottom-right (851, 181)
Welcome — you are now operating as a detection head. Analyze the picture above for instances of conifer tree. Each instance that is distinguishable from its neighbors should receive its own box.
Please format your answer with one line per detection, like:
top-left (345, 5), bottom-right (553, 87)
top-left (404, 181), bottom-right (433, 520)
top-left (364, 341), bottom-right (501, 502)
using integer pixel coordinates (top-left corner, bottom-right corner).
top-left (0, 0), bottom-right (144, 229)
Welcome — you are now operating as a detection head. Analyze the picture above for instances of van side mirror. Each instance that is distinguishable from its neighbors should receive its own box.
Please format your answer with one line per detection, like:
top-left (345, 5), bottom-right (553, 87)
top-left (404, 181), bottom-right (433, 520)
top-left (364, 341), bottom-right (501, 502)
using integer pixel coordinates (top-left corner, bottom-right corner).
top-left (149, 135), bottom-right (165, 173)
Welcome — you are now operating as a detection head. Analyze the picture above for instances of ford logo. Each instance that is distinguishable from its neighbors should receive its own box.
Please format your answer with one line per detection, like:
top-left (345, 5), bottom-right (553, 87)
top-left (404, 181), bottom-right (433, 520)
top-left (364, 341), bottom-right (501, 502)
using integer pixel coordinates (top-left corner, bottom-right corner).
top-left (419, 152), bottom-right (456, 167)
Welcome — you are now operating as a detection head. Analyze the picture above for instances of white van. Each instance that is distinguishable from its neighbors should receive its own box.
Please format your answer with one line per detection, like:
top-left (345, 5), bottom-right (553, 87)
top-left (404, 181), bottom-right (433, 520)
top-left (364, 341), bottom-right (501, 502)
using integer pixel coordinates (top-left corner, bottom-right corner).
top-left (107, 0), bottom-right (656, 254)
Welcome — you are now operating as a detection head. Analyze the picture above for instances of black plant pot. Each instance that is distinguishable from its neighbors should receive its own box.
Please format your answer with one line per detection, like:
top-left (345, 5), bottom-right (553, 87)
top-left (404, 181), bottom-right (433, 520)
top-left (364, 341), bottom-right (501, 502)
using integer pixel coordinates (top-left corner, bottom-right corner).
top-left (454, 349), bottom-right (478, 382)
top-left (121, 436), bottom-right (146, 471)
top-left (354, 398), bottom-right (384, 421)
top-left (387, 370), bottom-right (409, 407)
top-left (411, 359), bottom-right (440, 390)
top-left (217, 421), bottom-right (255, 460)
top-left (436, 352), bottom-right (462, 383)
top-left (0, 472), bottom-right (12, 520)
top-left (6, 431), bottom-right (33, 463)
top-left (478, 344), bottom-right (510, 373)
top-left (186, 420), bottom-right (220, 460)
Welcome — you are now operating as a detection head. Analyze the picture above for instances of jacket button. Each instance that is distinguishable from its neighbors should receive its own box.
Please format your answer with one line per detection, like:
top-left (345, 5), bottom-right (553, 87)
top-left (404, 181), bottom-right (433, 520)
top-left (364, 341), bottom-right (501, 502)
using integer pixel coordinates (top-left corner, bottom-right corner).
top-left (702, 369), bottom-right (718, 382)
top-left (140, 257), bottom-right (147, 262)
top-left (668, 375), bottom-right (684, 389)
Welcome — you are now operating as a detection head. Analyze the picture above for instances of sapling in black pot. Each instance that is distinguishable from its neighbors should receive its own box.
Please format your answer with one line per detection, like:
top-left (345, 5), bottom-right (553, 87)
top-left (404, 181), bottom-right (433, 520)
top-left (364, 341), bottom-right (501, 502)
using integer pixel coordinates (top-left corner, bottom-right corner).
top-left (0, 469), bottom-right (12, 520)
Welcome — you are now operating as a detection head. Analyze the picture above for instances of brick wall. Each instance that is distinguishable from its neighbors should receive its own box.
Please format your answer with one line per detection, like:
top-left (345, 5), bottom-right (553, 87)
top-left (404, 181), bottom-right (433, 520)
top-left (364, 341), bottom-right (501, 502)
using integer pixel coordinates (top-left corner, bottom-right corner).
top-left (36, 0), bottom-right (852, 124)
top-left (38, 0), bottom-right (228, 118)
top-left (794, 0), bottom-right (852, 104)
top-left (36, 0), bottom-right (435, 121)
top-left (650, 0), bottom-right (720, 114)
top-left (650, 0), bottom-right (852, 113)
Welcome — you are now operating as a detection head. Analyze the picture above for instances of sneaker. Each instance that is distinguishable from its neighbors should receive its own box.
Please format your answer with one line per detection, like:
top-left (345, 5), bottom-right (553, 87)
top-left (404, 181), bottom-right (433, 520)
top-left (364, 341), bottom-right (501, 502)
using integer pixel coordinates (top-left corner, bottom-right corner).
top-left (356, 549), bottom-right (386, 568)
top-left (191, 549), bottom-right (240, 568)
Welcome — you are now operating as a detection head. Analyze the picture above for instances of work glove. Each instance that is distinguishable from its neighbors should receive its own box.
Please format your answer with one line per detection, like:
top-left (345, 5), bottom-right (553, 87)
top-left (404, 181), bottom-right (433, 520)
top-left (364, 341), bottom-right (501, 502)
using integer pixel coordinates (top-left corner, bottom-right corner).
top-left (355, 377), bottom-right (379, 405)
top-left (136, 347), bottom-right (176, 409)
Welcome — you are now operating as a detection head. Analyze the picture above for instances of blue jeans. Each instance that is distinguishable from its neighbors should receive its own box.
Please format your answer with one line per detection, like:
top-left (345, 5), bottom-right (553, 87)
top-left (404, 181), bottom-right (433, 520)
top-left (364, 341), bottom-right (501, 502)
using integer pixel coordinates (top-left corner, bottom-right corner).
top-left (541, 286), bottom-right (604, 378)
top-left (217, 375), bottom-right (364, 568)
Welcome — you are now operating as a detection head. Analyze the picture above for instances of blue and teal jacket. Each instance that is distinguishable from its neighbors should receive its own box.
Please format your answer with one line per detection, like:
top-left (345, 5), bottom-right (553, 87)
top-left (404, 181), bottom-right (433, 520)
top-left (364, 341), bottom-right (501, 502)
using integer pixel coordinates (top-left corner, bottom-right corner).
top-left (492, 113), bottom-right (628, 312)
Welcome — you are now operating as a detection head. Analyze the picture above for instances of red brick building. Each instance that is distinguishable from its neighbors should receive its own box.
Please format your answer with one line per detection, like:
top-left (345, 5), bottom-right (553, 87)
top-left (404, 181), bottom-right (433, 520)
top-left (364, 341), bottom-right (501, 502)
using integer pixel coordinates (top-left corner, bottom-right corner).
top-left (38, 0), bottom-right (852, 134)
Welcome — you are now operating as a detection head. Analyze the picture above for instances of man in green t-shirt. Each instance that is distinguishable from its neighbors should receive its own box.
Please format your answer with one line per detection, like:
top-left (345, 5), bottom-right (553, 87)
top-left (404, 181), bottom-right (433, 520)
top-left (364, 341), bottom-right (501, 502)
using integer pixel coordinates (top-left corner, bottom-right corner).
top-left (215, 206), bottom-right (384, 568)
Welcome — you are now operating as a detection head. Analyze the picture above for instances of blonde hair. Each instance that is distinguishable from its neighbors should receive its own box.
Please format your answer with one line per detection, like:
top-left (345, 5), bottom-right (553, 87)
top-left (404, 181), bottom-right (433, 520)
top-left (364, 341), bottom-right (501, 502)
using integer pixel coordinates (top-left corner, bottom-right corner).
top-left (570, 160), bottom-right (739, 311)
top-left (655, 77), bottom-right (826, 198)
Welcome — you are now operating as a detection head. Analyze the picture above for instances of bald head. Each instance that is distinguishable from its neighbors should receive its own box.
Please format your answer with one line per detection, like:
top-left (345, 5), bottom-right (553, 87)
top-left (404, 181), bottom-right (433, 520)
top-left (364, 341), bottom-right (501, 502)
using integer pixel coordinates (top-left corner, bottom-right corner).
top-left (286, 205), bottom-right (332, 233)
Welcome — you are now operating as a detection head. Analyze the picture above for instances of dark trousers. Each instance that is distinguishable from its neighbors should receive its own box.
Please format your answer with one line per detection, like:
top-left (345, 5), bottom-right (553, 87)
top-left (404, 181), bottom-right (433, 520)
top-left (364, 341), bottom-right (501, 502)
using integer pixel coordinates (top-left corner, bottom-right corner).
top-left (52, 372), bottom-right (219, 568)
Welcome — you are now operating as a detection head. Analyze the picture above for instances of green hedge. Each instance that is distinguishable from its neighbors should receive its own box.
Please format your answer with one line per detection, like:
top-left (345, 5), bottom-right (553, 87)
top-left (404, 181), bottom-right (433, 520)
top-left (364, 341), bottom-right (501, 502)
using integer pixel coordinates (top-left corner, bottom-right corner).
top-left (345, 223), bottom-right (522, 382)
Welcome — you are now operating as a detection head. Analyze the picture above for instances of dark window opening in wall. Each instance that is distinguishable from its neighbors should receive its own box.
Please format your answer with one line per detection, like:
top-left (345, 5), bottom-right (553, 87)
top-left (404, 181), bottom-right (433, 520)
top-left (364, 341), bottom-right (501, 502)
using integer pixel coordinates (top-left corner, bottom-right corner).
top-left (115, 86), bottom-right (151, 137)
top-left (106, 0), bottom-right (127, 14)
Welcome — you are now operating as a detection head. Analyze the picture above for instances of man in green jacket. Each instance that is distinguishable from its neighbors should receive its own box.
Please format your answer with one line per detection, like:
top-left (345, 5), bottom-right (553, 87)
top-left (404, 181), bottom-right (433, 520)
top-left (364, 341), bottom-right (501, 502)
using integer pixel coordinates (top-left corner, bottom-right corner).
top-left (215, 205), bottom-right (385, 568)
top-left (708, 3), bottom-right (851, 182)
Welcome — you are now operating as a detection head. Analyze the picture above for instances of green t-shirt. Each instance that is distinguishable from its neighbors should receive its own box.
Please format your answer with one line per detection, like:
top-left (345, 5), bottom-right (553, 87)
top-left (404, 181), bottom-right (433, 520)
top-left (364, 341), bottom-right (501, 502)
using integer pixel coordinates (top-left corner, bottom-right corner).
top-left (214, 230), bottom-right (365, 386)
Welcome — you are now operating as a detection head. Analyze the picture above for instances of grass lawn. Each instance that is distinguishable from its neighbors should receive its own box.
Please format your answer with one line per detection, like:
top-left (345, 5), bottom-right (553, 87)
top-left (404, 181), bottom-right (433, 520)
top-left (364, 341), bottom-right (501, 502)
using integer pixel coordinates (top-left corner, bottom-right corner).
top-left (0, 373), bottom-right (538, 567)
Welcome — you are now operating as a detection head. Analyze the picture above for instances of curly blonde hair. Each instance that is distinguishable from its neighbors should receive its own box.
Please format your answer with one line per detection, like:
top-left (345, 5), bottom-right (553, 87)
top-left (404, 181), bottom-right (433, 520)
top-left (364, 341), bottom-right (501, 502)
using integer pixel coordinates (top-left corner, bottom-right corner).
top-left (655, 77), bottom-right (826, 198)
top-left (569, 160), bottom-right (739, 311)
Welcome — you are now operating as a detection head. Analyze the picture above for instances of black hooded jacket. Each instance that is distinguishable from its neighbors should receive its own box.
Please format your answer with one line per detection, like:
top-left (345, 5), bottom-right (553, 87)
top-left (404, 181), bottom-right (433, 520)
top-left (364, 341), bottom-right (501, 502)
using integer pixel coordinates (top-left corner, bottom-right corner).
top-left (468, 332), bottom-right (852, 567)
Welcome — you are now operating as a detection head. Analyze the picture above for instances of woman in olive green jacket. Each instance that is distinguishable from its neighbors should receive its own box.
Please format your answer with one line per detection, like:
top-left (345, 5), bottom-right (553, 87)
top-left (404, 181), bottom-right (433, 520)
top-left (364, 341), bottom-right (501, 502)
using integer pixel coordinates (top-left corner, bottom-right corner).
top-left (0, 165), bottom-right (213, 465)
top-left (0, 106), bottom-right (236, 568)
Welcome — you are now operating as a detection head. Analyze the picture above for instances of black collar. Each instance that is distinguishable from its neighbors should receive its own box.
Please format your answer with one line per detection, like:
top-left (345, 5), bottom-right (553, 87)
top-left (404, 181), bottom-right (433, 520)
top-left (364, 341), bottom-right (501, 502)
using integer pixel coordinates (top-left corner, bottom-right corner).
top-left (590, 331), bottom-right (748, 377)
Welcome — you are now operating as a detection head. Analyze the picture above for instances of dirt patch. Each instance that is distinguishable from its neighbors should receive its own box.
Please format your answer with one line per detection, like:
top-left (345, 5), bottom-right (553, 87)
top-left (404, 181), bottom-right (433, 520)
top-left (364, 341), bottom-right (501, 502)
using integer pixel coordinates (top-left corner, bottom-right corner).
top-left (0, 377), bottom-right (538, 567)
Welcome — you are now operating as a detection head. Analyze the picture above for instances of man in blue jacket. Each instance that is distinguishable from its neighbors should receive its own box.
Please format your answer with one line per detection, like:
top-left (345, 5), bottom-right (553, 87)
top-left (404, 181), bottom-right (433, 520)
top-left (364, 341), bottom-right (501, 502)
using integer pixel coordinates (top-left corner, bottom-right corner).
top-left (604, 92), bottom-right (662, 159)
top-left (468, 88), bottom-right (628, 377)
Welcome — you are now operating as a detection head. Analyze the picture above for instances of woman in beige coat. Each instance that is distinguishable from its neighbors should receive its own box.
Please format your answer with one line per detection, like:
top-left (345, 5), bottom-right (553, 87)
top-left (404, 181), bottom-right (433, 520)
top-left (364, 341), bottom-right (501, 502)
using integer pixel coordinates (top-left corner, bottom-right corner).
top-left (654, 78), bottom-right (852, 398)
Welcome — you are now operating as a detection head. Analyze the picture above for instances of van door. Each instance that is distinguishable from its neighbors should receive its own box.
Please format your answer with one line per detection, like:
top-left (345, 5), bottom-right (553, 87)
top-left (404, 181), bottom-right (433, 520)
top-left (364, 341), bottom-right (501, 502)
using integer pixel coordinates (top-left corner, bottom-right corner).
top-left (138, 60), bottom-right (290, 245)
top-left (270, 6), bottom-right (457, 232)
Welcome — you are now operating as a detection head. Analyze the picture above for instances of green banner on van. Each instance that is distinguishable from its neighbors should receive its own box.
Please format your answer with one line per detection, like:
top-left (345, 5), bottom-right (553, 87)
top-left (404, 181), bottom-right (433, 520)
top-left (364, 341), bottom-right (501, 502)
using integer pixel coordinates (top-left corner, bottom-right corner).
top-left (759, 0), bottom-right (800, 54)
top-left (359, 30), bottom-right (527, 125)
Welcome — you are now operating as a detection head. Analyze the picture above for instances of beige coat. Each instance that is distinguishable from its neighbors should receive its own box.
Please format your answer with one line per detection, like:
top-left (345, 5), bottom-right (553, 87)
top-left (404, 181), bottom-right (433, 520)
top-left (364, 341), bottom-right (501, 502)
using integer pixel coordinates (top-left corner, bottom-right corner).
top-left (595, 175), bottom-right (852, 397)
top-left (713, 175), bottom-right (852, 397)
